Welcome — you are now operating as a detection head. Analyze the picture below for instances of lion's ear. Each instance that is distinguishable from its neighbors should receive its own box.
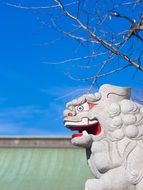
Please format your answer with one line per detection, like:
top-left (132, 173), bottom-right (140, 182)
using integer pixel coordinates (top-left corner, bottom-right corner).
top-left (99, 84), bottom-right (131, 103)
top-left (107, 92), bottom-right (129, 102)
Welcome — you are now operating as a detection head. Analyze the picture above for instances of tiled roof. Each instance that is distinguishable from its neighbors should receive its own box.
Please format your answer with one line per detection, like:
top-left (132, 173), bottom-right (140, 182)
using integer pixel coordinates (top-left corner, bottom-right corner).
top-left (0, 137), bottom-right (92, 190)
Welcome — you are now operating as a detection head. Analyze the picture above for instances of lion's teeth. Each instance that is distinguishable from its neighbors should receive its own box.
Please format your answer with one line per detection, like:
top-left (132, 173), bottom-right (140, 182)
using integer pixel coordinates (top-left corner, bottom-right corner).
top-left (82, 130), bottom-right (88, 135)
top-left (82, 118), bottom-right (88, 125)
top-left (89, 120), bottom-right (98, 125)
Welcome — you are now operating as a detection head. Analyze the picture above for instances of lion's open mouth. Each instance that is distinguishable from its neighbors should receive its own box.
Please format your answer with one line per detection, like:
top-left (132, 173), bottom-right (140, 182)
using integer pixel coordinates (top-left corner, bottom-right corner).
top-left (64, 118), bottom-right (102, 139)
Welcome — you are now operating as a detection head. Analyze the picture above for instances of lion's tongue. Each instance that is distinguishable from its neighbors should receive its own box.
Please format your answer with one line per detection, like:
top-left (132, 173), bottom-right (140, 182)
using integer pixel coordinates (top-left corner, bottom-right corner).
top-left (72, 133), bottom-right (83, 139)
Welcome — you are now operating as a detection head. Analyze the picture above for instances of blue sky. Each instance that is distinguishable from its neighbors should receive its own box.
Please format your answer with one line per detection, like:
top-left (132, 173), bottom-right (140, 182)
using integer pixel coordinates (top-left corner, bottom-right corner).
top-left (0, 0), bottom-right (143, 136)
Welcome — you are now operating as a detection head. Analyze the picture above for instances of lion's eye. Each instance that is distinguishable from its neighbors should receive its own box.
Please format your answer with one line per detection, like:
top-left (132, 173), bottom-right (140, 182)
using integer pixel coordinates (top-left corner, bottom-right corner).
top-left (76, 103), bottom-right (89, 113)
top-left (76, 105), bottom-right (84, 112)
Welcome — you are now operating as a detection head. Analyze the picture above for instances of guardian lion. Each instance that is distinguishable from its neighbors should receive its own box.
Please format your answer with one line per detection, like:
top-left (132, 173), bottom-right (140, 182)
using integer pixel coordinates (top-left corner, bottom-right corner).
top-left (64, 84), bottom-right (143, 190)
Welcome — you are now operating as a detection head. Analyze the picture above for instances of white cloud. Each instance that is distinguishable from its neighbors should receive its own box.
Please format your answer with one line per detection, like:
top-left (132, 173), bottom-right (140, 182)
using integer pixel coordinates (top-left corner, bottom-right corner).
top-left (40, 85), bottom-right (91, 102)
top-left (0, 106), bottom-right (44, 120)
top-left (0, 123), bottom-right (23, 135)
top-left (0, 105), bottom-right (50, 135)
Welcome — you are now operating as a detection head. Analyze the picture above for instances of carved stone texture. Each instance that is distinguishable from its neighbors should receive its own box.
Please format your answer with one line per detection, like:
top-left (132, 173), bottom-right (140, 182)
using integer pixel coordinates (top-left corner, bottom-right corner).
top-left (64, 84), bottom-right (143, 190)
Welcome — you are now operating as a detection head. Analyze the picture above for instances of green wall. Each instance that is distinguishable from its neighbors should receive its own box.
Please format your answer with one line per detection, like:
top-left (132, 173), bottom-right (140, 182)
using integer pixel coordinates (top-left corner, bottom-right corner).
top-left (0, 148), bottom-right (92, 190)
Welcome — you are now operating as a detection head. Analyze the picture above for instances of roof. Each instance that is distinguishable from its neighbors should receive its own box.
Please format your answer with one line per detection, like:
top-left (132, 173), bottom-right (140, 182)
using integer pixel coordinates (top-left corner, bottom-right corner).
top-left (0, 137), bottom-right (92, 190)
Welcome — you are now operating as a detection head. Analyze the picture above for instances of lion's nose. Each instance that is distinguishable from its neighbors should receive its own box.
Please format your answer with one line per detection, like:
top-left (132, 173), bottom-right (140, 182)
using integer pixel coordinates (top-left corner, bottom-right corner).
top-left (63, 110), bottom-right (75, 117)
top-left (67, 112), bottom-right (73, 117)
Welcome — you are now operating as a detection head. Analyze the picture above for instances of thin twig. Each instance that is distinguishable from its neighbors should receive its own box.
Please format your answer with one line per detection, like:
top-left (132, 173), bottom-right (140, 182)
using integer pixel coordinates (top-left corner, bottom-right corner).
top-left (4, 1), bottom-right (78, 10)
top-left (65, 64), bottom-right (131, 82)
top-left (43, 52), bottom-right (107, 65)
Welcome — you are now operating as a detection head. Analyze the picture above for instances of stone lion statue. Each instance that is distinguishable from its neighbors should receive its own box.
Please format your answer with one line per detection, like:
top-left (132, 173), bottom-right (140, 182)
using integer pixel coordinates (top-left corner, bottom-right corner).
top-left (64, 84), bottom-right (143, 190)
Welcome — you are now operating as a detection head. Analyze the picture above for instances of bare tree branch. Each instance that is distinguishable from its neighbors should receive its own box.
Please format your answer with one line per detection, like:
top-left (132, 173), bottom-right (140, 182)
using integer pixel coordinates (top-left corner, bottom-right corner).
top-left (6, 0), bottom-right (143, 92)
top-left (54, 0), bottom-right (143, 71)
